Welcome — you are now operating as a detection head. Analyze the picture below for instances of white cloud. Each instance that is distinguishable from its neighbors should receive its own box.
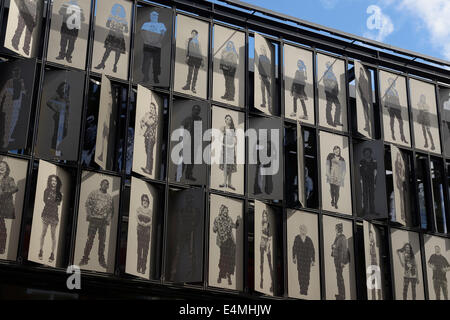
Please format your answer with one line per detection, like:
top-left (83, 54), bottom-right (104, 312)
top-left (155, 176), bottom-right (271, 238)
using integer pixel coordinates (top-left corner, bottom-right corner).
top-left (397, 0), bottom-right (450, 60)
top-left (363, 5), bottom-right (394, 42)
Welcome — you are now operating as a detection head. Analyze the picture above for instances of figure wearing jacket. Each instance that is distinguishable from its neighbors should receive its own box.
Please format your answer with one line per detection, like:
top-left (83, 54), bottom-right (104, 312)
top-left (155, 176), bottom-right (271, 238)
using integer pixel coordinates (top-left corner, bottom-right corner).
top-left (219, 41), bottom-right (238, 101)
top-left (384, 78), bottom-right (407, 143)
top-left (323, 62), bottom-right (342, 127)
top-left (331, 223), bottom-right (349, 300)
top-left (258, 46), bottom-right (272, 110)
top-left (182, 30), bottom-right (203, 94)
top-left (79, 179), bottom-right (114, 268)
top-left (85, 188), bottom-right (113, 222)
top-left (326, 146), bottom-right (346, 210)
top-left (0, 161), bottom-right (18, 254)
top-left (292, 224), bottom-right (315, 296)
top-left (141, 10), bottom-right (167, 83)
top-left (55, 0), bottom-right (86, 63)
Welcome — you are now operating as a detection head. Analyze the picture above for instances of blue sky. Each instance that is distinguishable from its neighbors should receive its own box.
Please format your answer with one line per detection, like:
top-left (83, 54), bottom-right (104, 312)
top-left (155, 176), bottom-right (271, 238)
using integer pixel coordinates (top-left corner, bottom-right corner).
top-left (211, 0), bottom-right (450, 63)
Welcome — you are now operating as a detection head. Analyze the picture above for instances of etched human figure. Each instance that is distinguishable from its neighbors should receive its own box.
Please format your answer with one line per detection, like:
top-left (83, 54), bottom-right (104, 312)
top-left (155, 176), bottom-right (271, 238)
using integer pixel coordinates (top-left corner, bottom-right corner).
top-left (219, 115), bottom-right (237, 191)
top-left (213, 204), bottom-right (240, 285)
top-left (38, 175), bottom-right (62, 264)
top-left (0, 161), bottom-right (18, 254)
top-left (47, 81), bottom-right (70, 157)
top-left (323, 62), bottom-right (342, 127)
top-left (79, 179), bottom-right (114, 269)
top-left (417, 94), bottom-right (435, 150)
top-left (140, 10), bottom-right (167, 83)
top-left (359, 148), bottom-right (377, 216)
top-left (258, 46), bottom-right (271, 111)
top-left (428, 245), bottom-right (450, 300)
top-left (358, 67), bottom-right (372, 133)
top-left (292, 224), bottom-right (315, 296)
top-left (219, 41), bottom-right (238, 101)
top-left (259, 210), bottom-right (274, 292)
top-left (139, 102), bottom-right (157, 175)
top-left (397, 242), bottom-right (419, 300)
top-left (254, 134), bottom-right (276, 196)
top-left (384, 78), bottom-right (407, 143)
top-left (95, 4), bottom-right (129, 73)
top-left (394, 151), bottom-right (406, 222)
top-left (136, 194), bottom-right (152, 275)
top-left (368, 228), bottom-right (382, 300)
top-left (290, 59), bottom-right (308, 119)
top-left (182, 30), bottom-right (203, 94)
top-left (331, 223), bottom-right (349, 300)
top-left (55, 0), bottom-right (85, 63)
top-left (169, 193), bottom-right (200, 280)
top-left (326, 146), bottom-right (346, 210)
top-left (179, 105), bottom-right (202, 182)
top-left (0, 67), bottom-right (26, 148)
top-left (11, 0), bottom-right (38, 56)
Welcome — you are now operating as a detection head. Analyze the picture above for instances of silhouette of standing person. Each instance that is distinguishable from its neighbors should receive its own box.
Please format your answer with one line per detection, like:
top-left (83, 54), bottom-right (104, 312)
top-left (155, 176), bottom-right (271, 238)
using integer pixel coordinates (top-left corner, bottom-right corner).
top-left (359, 147), bottom-right (377, 216)
top-left (428, 245), bottom-right (450, 300)
top-left (95, 4), bottom-right (129, 73)
top-left (79, 179), bottom-right (114, 269)
top-left (323, 61), bottom-right (342, 127)
top-left (182, 30), bottom-right (203, 94)
top-left (292, 224), bottom-right (315, 296)
top-left (55, 0), bottom-right (85, 63)
top-left (0, 161), bottom-right (18, 254)
top-left (47, 81), bottom-right (70, 157)
top-left (259, 210), bottom-right (274, 292)
top-left (38, 175), bottom-right (62, 264)
top-left (417, 94), bottom-right (435, 150)
top-left (394, 151), bottom-right (406, 222)
top-left (140, 10), bottom-right (167, 83)
top-left (331, 223), bottom-right (349, 300)
top-left (136, 194), bottom-right (152, 275)
top-left (384, 78), bottom-right (407, 143)
top-left (397, 242), bottom-right (419, 300)
top-left (258, 46), bottom-right (271, 111)
top-left (169, 193), bottom-right (201, 280)
top-left (326, 146), bottom-right (346, 210)
top-left (140, 102), bottom-right (157, 175)
top-left (213, 204), bottom-right (240, 285)
top-left (358, 67), bottom-right (372, 133)
top-left (179, 105), bottom-right (202, 182)
top-left (253, 134), bottom-right (275, 196)
top-left (0, 67), bottom-right (26, 148)
top-left (219, 41), bottom-right (238, 101)
top-left (11, 0), bottom-right (38, 56)
top-left (290, 59), bottom-right (308, 119)
top-left (219, 115), bottom-right (237, 191)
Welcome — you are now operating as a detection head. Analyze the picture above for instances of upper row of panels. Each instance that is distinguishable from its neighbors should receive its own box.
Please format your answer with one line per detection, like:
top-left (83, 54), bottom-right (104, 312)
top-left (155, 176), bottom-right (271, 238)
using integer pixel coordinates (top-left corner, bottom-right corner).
top-left (4, 1), bottom-right (450, 152)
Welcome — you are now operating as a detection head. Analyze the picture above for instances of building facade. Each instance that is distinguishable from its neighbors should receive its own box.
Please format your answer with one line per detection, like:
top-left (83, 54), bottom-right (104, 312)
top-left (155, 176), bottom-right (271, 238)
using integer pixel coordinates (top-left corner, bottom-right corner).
top-left (0, 0), bottom-right (449, 300)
